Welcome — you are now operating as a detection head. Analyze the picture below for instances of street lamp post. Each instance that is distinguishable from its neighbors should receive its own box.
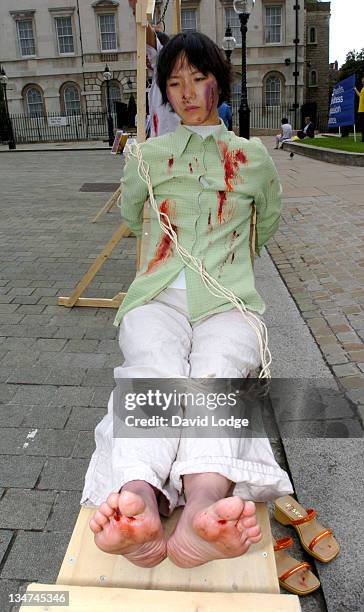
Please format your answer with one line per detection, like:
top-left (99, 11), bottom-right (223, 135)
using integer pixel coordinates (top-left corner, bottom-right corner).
top-left (0, 66), bottom-right (16, 150)
top-left (103, 64), bottom-right (114, 147)
top-left (222, 25), bottom-right (237, 130)
top-left (233, 0), bottom-right (254, 139)
top-left (222, 24), bottom-right (237, 66)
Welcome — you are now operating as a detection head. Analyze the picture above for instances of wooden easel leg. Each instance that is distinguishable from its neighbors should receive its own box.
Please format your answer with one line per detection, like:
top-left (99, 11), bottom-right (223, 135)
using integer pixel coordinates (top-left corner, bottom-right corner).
top-left (173, 0), bottom-right (181, 33)
top-left (58, 223), bottom-right (131, 308)
top-left (91, 187), bottom-right (121, 223)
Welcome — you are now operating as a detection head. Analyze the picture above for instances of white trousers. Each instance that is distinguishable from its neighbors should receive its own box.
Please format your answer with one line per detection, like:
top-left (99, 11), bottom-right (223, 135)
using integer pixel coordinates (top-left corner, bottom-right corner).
top-left (81, 289), bottom-right (293, 514)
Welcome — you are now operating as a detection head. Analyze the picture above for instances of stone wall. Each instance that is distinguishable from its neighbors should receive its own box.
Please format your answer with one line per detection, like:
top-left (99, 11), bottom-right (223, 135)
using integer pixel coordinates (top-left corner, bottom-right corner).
top-left (304, 1), bottom-right (331, 119)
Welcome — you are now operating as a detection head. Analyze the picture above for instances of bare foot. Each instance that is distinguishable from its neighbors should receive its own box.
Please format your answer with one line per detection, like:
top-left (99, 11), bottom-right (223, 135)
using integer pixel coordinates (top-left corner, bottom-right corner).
top-left (167, 495), bottom-right (262, 568)
top-left (89, 481), bottom-right (167, 567)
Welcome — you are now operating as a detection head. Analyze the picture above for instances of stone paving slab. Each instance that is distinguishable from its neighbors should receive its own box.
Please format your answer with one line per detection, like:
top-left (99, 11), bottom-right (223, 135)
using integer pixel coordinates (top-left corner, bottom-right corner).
top-left (263, 139), bottom-right (364, 422)
top-left (1, 148), bottom-right (362, 611)
top-left (0, 490), bottom-right (55, 530)
top-left (283, 439), bottom-right (364, 612)
top-left (1, 532), bottom-right (69, 583)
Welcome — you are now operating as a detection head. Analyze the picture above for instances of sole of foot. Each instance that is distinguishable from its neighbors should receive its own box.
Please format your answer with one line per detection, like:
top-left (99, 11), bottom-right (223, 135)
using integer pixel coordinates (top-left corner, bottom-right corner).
top-left (167, 496), bottom-right (262, 568)
top-left (89, 489), bottom-right (167, 567)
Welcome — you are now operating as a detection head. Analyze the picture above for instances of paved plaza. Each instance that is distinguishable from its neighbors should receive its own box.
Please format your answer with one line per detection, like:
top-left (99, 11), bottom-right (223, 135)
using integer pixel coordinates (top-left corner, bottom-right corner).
top-left (0, 143), bottom-right (363, 611)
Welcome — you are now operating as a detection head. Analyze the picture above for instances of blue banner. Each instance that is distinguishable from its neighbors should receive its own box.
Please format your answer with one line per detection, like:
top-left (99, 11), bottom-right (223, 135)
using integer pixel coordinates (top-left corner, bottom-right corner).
top-left (328, 74), bottom-right (355, 128)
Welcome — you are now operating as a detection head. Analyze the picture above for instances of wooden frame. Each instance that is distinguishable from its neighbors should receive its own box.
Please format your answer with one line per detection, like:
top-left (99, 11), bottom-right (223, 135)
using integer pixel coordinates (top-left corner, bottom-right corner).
top-left (58, 0), bottom-right (158, 309)
top-left (90, 187), bottom-right (121, 224)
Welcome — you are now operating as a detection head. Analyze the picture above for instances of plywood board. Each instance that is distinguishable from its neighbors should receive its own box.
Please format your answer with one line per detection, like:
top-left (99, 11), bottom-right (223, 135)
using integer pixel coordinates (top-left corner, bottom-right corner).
top-left (56, 504), bottom-right (280, 594)
top-left (173, 0), bottom-right (181, 33)
top-left (20, 584), bottom-right (301, 612)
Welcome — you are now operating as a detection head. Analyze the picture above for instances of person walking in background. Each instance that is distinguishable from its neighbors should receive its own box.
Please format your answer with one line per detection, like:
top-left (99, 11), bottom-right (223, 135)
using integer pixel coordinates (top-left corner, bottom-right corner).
top-left (354, 76), bottom-right (364, 142)
top-left (274, 117), bottom-right (293, 149)
top-left (218, 101), bottom-right (233, 130)
top-left (297, 116), bottom-right (315, 140)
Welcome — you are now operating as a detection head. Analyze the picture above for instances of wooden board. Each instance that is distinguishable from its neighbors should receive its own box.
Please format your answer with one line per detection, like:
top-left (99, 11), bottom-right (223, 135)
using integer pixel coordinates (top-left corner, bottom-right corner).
top-left (136, 0), bottom-right (148, 143)
top-left (57, 223), bottom-right (130, 308)
top-left (173, 0), bottom-right (181, 34)
top-left (20, 584), bottom-right (301, 612)
top-left (56, 505), bottom-right (280, 595)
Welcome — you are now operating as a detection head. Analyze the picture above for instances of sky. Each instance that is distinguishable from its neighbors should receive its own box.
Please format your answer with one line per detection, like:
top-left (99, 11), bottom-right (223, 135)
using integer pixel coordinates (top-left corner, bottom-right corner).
top-left (329, 0), bottom-right (363, 67)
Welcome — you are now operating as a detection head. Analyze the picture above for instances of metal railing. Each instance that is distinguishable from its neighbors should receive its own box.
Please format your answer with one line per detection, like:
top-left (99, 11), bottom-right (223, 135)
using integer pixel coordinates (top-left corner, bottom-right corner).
top-left (7, 104), bottom-right (328, 143)
top-left (231, 102), bottom-right (297, 131)
top-left (8, 110), bottom-right (120, 144)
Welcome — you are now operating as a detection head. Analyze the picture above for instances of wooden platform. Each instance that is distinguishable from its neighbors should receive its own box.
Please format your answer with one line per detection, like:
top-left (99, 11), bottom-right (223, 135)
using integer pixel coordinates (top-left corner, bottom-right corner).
top-left (19, 504), bottom-right (301, 611)
top-left (56, 505), bottom-right (278, 593)
top-left (20, 584), bottom-right (301, 611)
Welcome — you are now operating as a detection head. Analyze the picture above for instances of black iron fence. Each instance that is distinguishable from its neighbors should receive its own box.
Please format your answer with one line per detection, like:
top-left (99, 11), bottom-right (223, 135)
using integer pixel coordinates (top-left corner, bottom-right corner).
top-left (231, 102), bottom-right (297, 131)
top-left (8, 110), bottom-right (120, 144)
top-left (5, 105), bottom-right (332, 144)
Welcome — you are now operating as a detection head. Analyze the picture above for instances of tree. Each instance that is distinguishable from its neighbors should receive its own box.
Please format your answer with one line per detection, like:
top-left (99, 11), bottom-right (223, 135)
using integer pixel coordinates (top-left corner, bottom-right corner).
top-left (338, 48), bottom-right (364, 87)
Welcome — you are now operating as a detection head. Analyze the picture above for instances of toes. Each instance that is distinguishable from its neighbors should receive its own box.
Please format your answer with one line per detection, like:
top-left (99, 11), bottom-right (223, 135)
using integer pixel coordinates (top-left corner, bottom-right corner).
top-left (249, 532), bottom-right (262, 544)
top-left (99, 501), bottom-right (115, 518)
top-left (213, 497), bottom-right (245, 521)
top-left (247, 524), bottom-right (261, 538)
top-left (106, 492), bottom-right (120, 510)
top-left (93, 509), bottom-right (110, 528)
top-left (241, 500), bottom-right (256, 517)
top-left (119, 490), bottom-right (146, 517)
top-left (89, 518), bottom-right (102, 533)
top-left (238, 514), bottom-right (257, 529)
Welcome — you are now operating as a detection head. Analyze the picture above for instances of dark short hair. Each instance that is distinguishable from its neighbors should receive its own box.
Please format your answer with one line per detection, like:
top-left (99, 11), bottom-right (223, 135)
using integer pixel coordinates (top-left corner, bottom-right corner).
top-left (281, 117), bottom-right (288, 124)
top-left (156, 31), bottom-right (170, 46)
top-left (157, 32), bottom-right (232, 106)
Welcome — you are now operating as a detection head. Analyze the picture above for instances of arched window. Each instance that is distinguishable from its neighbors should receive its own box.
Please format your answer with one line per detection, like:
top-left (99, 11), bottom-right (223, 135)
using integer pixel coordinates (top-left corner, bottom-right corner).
top-left (309, 70), bottom-right (318, 87)
top-left (231, 81), bottom-right (241, 104)
top-left (265, 75), bottom-right (281, 106)
top-left (102, 80), bottom-right (122, 112)
top-left (309, 26), bottom-right (316, 44)
top-left (64, 84), bottom-right (81, 115)
top-left (24, 86), bottom-right (44, 116)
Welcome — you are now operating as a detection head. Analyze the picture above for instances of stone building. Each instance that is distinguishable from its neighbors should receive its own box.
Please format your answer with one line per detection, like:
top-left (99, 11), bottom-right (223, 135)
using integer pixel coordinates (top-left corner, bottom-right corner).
top-left (0, 0), bottom-right (330, 130)
top-left (303, 0), bottom-right (331, 125)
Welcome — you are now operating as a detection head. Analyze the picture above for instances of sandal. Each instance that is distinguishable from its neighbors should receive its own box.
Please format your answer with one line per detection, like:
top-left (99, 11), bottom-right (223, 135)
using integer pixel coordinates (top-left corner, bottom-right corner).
top-left (274, 495), bottom-right (340, 563)
top-left (274, 537), bottom-right (320, 596)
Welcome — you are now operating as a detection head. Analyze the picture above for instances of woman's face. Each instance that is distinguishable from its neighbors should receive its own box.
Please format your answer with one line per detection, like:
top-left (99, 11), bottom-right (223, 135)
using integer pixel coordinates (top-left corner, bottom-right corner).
top-left (166, 54), bottom-right (220, 126)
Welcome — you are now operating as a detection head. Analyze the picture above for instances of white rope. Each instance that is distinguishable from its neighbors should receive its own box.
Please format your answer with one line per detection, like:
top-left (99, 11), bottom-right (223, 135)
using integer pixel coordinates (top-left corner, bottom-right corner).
top-left (124, 142), bottom-right (272, 379)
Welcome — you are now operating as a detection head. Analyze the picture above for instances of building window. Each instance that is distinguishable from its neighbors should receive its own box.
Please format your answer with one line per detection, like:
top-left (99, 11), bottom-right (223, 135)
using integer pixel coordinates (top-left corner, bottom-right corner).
top-left (309, 69), bottom-right (318, 87)
top-left (17, 19), bottom-right (36, 56)
top-left (102, 80), bottom-right (121, 112)
top-left (224, 8), bottom-right (242, 46)
top-left (231, 81), bottom-right (241, 104)
top-left (99, 14), bottom-right (117, 51)
top-left (181, 9), bottom-right (197, 32)
top-left (265, 6), bottom-right (282, 44)
top-left (109, 82), bottom-right (121, 111)
top-left (308, 26), bottom-right (316, 44)
top-left (265, 75), bottom-right (281, 106)
top-left (25, 87), bottom-right (44, 116)
top-left (55, 16), bottom-right (74, 54)
top-left (64, 85), bottom-right (81, 114)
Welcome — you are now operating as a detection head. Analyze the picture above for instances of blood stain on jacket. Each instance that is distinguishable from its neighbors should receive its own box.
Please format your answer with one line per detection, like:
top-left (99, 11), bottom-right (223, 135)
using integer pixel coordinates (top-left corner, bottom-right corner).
top-left (218, 141), bottom-right (248, 191)
top-left (146, 199), bottom-right (177, 273)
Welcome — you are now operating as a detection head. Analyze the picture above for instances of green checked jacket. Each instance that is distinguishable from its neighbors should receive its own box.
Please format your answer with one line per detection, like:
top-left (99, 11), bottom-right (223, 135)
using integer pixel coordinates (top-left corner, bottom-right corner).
top-left (114, 122), bottom-right (282, 327)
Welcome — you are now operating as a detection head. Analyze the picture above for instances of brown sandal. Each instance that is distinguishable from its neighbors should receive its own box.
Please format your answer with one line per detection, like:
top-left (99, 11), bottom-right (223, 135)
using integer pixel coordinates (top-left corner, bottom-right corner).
top-left (274, 495), bottom-right (340, 563)
top-left (274, 536), bottom-right (320, 596)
